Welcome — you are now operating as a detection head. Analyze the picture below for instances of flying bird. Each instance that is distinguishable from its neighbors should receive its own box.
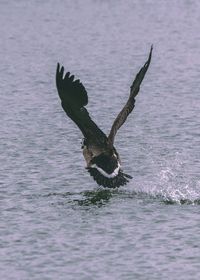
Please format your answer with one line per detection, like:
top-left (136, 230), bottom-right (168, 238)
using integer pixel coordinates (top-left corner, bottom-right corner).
top-left (56, 46), bottom-right (152, 188)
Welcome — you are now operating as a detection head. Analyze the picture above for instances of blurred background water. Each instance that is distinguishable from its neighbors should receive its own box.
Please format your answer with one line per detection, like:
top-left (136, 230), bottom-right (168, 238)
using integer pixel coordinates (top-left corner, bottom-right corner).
top-left (0, 0), bottom-right (200, 279)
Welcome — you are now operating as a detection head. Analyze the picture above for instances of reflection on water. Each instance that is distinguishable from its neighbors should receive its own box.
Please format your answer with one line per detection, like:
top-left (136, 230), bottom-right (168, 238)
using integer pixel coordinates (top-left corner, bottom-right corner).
top-left (46, 189), bottom-right (116, 207)
top-left (45, 189), bottom-right (113, 207)
top-left (78, 189), bottom-right (113, 206)
top-left (46, 187), bottom-right (200, 207)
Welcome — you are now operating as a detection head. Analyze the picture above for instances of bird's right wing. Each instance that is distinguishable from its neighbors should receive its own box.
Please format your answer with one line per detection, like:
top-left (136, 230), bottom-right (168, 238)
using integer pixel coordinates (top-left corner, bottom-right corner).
top-left (108, 46), bottom-right (153, 145)
top-left (56, 63), bottom-right (108, 145)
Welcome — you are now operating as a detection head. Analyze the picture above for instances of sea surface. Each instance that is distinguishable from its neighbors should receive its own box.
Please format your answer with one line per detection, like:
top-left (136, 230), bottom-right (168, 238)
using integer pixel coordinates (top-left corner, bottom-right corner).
top-left (1, 1), bottom-right (200, 279)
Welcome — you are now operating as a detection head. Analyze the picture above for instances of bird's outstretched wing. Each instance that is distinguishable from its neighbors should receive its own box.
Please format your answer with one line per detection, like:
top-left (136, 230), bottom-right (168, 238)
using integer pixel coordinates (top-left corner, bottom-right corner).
top-left (108, 46), bottom-right (153, 145)
top-left (56, 63), bottom-right (108, 145)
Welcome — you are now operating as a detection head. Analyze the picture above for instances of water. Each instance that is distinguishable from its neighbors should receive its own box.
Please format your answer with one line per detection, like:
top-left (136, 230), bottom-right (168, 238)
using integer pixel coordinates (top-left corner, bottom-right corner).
top-left (1, 0), bottom-right (200, 279)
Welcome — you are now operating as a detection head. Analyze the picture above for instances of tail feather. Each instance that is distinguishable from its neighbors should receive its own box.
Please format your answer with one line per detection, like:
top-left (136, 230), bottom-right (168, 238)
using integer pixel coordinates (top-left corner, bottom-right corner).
top-left (87, 168), bottom-right (132, 188)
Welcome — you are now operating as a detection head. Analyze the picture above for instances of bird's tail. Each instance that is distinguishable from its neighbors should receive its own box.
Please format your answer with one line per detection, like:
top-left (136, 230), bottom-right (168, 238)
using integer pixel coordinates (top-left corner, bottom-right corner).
top-left (87, 168), bottom-right (132, 188)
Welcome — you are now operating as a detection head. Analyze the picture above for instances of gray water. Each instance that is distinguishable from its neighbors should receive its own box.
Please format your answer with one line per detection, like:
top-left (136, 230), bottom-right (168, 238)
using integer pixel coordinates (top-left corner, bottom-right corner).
top-left (1, 0), bottom-right (200, 279)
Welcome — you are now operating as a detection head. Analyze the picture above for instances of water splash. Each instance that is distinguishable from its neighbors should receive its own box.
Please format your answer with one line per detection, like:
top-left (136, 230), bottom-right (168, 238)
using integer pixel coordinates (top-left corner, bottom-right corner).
top-left (137, 152), bottom-right (200, 205)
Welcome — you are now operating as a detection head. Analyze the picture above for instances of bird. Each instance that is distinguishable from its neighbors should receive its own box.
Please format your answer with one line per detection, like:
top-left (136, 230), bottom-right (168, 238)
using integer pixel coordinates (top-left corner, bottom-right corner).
top-left (56, 46), bottom-right (152, 188)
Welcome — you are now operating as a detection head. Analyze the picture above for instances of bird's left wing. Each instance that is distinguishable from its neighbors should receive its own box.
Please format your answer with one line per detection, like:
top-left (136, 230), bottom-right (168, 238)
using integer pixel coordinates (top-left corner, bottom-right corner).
top-left (56, 63), bottom-right (108, 145)
top-left (108, 46), bottom-right (153, 145)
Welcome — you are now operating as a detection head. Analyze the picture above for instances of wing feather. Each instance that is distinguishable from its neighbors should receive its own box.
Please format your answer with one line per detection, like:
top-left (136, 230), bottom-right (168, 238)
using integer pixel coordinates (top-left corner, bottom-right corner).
top-left (108, 46), bottom-right (153, 145)
top-left (56, 63), bottom-right (108, 145)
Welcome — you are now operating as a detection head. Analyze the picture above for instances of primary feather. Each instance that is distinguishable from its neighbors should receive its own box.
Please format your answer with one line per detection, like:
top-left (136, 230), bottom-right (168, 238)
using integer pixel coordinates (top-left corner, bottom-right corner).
top-left (108, 45), bottom-right (153, 145)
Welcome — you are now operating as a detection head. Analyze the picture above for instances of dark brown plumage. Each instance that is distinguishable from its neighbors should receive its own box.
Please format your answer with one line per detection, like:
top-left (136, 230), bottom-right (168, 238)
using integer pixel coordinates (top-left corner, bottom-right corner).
top-left (56, 46), bottom-right (152, 188)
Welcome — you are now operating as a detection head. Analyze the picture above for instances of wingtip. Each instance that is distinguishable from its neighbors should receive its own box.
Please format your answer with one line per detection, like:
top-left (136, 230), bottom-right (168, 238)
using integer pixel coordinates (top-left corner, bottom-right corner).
top-left (60, 66), bottom-right (64, 77)
top-left (56, 63), bottom-right (64, 79)
top-left (56, 63), bottom-right (65, 75)
top-left (150, 45), bottom-right (153, 56)
top-left (146, 44), bottom-right (153, 65)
